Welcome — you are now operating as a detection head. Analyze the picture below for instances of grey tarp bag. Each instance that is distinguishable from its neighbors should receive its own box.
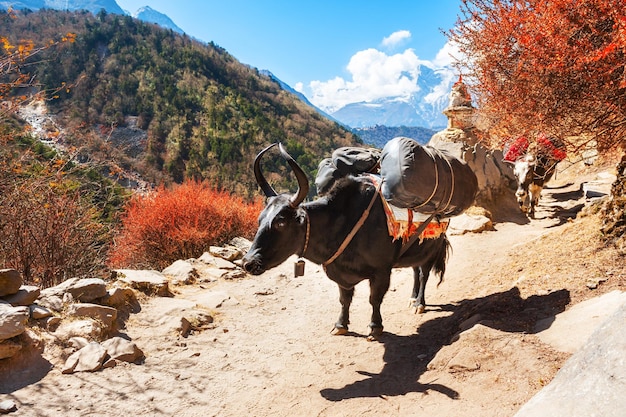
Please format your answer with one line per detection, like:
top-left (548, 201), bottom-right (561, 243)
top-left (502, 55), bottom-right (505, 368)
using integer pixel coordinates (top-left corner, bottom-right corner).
top-left (315, 147), bottom-right (381, 195)
top-left (379, 136), bottom-right (478, 217)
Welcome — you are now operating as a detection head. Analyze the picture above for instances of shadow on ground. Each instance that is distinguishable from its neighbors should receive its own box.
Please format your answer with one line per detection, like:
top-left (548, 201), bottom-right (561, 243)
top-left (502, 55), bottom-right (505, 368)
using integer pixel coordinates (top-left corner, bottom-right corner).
top-left (320, 287), bottom-right (570, 401)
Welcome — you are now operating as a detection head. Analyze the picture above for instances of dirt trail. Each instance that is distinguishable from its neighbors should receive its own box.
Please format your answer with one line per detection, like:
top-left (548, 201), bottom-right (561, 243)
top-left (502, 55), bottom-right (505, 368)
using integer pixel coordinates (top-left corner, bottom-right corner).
top-left (2, 163), bottom-right (622, 417)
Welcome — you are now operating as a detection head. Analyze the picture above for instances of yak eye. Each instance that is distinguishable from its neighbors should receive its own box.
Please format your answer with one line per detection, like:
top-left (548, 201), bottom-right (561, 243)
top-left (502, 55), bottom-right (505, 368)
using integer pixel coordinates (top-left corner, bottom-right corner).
top-left (273, 218), bottom-right (287, 229)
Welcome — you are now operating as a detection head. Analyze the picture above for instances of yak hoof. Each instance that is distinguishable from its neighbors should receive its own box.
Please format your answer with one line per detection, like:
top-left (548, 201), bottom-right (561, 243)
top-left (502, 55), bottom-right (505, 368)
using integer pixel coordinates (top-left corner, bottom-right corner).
top-left (367, 326), bottom-right (383, 341)
top-left (409, 299), bottom-right (426, 314)
top-left (331, 326), bottom-right (348, 336)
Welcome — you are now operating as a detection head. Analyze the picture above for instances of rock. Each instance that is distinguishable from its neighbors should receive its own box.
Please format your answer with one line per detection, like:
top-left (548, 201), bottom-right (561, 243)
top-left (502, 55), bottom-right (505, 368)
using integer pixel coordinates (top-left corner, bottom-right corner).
top-left (112, 269), bottom-right (172, 297)
top-left (45, 316), bottom-right (61, 331)
top-left (102, 287), bottom-right (140, 312)
top-left (39, 277), bottom-right (80, 298)
top-left (449, 213), bottom-right (494, 235)
top-left (0, 305), bottom-right (29, 340)
top-left (0, 269), bottom-right (22, 297)
top-left (30, 305), bottom-right (53, 319)
top-left (209, 245), bottom-right (242, 262)
top-left (534, 290), bottom-right (626, 353)
top-left (68, 336), bottom-right (90, 350)
top-left (190, 290), bottom-right (233, 309)
top-left (0, 339), bottom-right (22, 360)
top-left (198, 252), bottom-right (238, 269)
top-left (66, 303), bottom-right (118, 332)
top-left (2, 285), bottom-right (41, 307)
top-left (54, 318), bottom-right (105, 341)
top-left (228, 237), bottom-right (252, 253)
top-left (0, 399), bottom-right (17, 414)
top-left (62, 342), bottom-right (108, 374)
top-left (162, 260), bottom-right (199, 285)
top-left (66, 278), bottom-right (108, 302)
top-left (515, 301), bottom-right (626, 417)
top-left (101, 337), bottom-right (144, 363)
top-left (36, 294), bottom-right (64, 312)
top-left (222, 270), bottom-right (247, 280)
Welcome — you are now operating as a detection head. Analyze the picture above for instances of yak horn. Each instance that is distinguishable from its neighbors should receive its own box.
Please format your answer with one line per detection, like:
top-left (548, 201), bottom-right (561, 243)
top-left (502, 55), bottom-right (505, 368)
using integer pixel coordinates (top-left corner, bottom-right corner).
top-left (278, 143), bottom-right (309, 207)
top-left (253, 143), bottom-right (279, 197)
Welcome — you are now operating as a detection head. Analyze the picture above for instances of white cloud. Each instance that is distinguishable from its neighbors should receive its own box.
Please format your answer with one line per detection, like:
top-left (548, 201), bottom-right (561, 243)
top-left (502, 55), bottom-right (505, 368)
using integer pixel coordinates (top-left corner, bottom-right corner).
top-left (308, 48), bottom-right (427, 112)
top-left (304, 38), bottom-right (458, 113)
top-left (432, 41), bottom-right (462, 67)
top-left (381, 30), bottom-right (411, 49)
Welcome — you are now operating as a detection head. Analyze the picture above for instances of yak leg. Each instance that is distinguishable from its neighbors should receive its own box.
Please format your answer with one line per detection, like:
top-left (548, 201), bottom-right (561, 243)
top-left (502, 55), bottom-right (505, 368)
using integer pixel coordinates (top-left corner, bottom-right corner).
top-left (409, 266), bottom-right (429, 314)
top-left (528, 184), bottom-right (543, 219)
top-left (332, 286), bottom-right (354, 335)
top-left (367, 274), bottom-right (391, 340)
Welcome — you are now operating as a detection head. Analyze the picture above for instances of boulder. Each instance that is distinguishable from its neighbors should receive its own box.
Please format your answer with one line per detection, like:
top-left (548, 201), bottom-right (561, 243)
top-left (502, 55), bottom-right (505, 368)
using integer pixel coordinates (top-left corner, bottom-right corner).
top-left (0, 269), bottom-right (22, 297)
top-left (66, 278), bottom-right (108, 302)
top-left (162, 260), bottom-right (199, 285)
top-left (112, 269), bottom-right (172, 297)
top-left (2, 285), bottom-right (41, 307)
top-left (0, 305), bottom-right (29, 340)
top-left (62, 342), bottom-right (108, 374)
top-left (101, 337), bottom-right (144, 363)
top-left (66, 303), bottom-right (118, 332)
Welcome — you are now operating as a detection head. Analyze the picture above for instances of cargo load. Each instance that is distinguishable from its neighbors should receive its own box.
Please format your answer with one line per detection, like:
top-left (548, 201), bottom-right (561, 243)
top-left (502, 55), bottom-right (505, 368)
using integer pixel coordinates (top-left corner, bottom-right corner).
top-left (379, 137), bottom-right (478, 217)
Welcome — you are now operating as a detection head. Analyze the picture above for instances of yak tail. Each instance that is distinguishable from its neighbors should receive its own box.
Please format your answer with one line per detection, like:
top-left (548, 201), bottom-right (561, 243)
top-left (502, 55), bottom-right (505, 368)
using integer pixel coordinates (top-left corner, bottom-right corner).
top-left (433, 234), bottom-right (452, 288)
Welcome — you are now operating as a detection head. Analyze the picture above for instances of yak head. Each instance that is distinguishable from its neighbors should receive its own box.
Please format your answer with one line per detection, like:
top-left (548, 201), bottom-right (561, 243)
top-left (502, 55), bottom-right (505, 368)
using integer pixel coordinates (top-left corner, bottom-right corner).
top-left (513, 154), bottom-right (536, 211)
top-left (242, 143), bottom-right (310, 275)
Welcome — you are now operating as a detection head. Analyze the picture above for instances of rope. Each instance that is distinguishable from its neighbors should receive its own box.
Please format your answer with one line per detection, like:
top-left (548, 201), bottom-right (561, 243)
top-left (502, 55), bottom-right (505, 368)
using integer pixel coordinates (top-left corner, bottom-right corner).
top-left (322, 179), bottom-right (382, 268)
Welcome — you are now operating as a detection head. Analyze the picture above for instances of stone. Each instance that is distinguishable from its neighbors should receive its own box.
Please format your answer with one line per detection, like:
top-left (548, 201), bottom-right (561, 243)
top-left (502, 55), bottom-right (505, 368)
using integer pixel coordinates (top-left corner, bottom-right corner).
top-left (0, 305), bottom-right (29, 340)
top-left (0, 400), bottom-right (17, 414)
top-left (36, 294), bottom-right (64, 312)
top-left (102, 287), bottom-right (140, 312)
top-left (30, 304), bottom-right (53, 319)
top-left (68, 336), bottom-right (90, 350)
top-left (39, 277), bottom-right (80, 298)
top-left (199, 252), bottom-right (238, 269)
top-left (228, 237), bottom-right (252, 253)
top-left (101, 337), bottom-right (144, 363)
top-left (448, 213), bottom-right (494, 235)
top-left (62, 342), bottom-right (108, 374)
top-left (45, 316), bottom-right (61, 331)
top-left (66, 278), bottom-right (108, 302)
top-left (54, 318), bottom-right (104, 341)
top-left (534, 290), bottom-right (626, 353)
top-left (162, 260), bottom-right (199, 285)
top-left (112, 269), bottom-right (172, 297)
top-left (209, 245), bottom-right (242, 262)
top-left (515, 302), bottom-right (626, 417)
top-left (0, 339), bottom-right (22, 360)
top-left (66, 303), bottom-right (118, 331)
top-left (2, 285), bottom-right (41, 307)
top-left (0, 269), bottom-right (22, 297)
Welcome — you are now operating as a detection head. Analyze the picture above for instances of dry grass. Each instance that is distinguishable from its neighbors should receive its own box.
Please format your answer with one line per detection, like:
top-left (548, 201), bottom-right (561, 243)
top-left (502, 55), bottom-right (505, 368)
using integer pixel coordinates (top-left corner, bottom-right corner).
top-left (501, 209), bottom-right (625, 304)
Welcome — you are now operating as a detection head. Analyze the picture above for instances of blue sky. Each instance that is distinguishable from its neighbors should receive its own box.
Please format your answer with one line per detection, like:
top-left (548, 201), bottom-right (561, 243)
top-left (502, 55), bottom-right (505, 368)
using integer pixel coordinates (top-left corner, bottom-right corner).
top-left (116, 1), bottom-right (463, 112)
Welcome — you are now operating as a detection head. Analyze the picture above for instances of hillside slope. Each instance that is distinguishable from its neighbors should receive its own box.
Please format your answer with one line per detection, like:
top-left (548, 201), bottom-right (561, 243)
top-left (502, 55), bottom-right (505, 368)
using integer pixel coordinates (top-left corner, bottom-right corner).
top-left (2, 9), bottom-right (360, 197)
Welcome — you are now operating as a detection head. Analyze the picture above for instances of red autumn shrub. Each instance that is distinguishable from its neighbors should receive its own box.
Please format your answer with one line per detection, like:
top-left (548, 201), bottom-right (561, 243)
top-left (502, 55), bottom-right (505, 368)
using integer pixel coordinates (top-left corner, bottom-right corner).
top-left (108, 180), bottom-right (263, 269)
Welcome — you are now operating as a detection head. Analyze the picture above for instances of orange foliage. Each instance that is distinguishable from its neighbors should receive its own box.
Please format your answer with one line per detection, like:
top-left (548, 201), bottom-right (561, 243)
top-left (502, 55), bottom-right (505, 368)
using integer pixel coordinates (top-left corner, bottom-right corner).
top-left (108, 180), bottom-right (263, 269)
top-left (448, 0), bottom-right (626, 154)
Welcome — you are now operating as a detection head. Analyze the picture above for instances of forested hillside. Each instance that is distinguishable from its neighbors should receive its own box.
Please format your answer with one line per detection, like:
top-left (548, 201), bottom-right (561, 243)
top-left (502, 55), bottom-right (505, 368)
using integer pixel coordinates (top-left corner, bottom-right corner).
top-left (2, 9), bottom-right (360, 197)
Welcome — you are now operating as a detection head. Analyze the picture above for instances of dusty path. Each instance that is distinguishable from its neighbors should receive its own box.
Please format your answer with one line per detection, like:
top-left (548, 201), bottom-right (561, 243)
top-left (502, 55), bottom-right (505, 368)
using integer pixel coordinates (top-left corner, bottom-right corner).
top-left (2, 163), bottom-right (622, 417)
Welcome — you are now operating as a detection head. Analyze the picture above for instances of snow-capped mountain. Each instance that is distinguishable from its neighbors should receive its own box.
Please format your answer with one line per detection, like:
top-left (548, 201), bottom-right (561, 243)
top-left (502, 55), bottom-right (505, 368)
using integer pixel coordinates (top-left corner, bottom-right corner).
top-left (132, 6), bottom-right (183, 34)
top-left (0, 0), bottom-right (124, 14)
top-left (329, 65), bottom-right (454, 130)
